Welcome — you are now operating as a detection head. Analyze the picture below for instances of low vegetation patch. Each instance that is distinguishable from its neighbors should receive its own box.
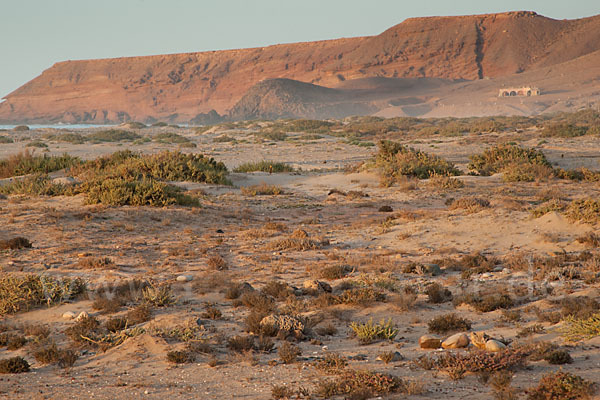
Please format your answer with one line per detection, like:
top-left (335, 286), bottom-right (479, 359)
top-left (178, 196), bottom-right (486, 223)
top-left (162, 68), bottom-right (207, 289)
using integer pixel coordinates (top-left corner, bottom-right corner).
top-left (0, 274), bottom-right (86, 316)
top-left (0, 150), bottom-right (80, 179)
top-left (233, 160), bottom-right (294, 173)
top-left (87, 129), bottom-right (141, 142)
top-left (349, 318), bottom-right (398, 344)
top-left (558, 313), bottom-right (600, 342)
top-left (428, 314), bottom-right (472, 334)
top-left (527, 371), bottom-right (596, 400)
top-left (468, 144), bottom-right (551, 177)
top-left (241, 183), bottom-right (283, 196)
top-left (0, 356), bottom-right (30, 374)
top-left (374, 140), bottom-right (460, 186)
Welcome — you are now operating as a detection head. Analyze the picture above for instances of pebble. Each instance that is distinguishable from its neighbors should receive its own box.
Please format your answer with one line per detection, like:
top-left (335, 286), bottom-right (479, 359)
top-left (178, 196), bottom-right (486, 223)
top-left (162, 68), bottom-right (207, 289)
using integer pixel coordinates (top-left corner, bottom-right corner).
top-left (62, 311), bottom-right (77, 320)
top-left (176, 275), bottom-right (193, 282)
top-left (485, 339), bottom-right (507, 352)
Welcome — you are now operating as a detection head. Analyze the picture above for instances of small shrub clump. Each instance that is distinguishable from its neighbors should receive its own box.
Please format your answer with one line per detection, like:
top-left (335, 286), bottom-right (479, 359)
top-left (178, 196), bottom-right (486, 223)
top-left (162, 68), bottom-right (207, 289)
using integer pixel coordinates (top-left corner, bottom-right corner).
top-left (349, 318), bottom-right (398, 344)
top-left (527, 371), bottom-right (596, 400)
top-left (0, 356), bottom-right (30, 374)
top-left (468, 144), bottom-right (551, 176)
top-left (428, 314), bottom-right (472, 334)
top-left (233, 160), bottom-right (294, 173)
top-left (375, 140), bottom-right (460, 186)
top-left (278, 341), bottom-right (301, 364)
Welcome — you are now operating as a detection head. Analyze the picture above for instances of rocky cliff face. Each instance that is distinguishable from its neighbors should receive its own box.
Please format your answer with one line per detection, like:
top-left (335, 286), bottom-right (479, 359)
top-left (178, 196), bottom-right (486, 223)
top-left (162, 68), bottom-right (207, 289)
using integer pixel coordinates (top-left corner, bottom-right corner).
top-left (2, 11), bottom-right (600, 123)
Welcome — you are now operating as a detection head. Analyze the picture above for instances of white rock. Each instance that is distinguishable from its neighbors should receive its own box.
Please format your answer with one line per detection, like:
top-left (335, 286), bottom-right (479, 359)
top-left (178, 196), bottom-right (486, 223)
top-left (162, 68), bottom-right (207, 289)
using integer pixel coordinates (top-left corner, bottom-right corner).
top-left (176, 275), bottom-right (193, 282)
top-left (485, 339), bottom-right (507, 352)
top-left (62, 311), bottom-right (76, 320)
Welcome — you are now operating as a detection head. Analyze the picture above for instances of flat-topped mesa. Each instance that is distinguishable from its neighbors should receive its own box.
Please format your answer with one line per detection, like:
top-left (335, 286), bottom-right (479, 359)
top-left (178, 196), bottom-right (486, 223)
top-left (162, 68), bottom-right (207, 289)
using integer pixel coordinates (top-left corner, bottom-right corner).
top-left (1, 11), bottom-right (599, 124)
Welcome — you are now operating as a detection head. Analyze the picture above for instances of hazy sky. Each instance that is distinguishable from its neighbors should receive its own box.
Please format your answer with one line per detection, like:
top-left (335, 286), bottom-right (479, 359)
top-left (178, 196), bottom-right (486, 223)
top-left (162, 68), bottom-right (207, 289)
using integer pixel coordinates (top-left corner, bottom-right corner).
top-left (1, 0), bottom-right (599, 98)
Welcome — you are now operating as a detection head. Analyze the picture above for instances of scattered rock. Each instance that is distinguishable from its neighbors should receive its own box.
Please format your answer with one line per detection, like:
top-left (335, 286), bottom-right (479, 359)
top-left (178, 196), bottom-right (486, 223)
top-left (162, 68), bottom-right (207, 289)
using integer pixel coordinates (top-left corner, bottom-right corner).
top-left (470, 332), bottom-right (491, 349)
top-left (75, 311), bottom-right (89, 322)
top-left (62, 311), bottom-right (77, 320)
top-left (303, 279), bottom-right (332, 293)
top-left (442, 333), bottom-right (470, 349)
top-left (377, 351), bottom-right (403, 362)
top-left (176, 275), bottom-right (193, 282)
top-left (378, 205), bottom-right (393, 212)
top-left (52, 176), bottom-right (77, 185)
top-left (419, 335), bottom-right (442, 349)
top-left (485, 339), bottom-right (506, 352)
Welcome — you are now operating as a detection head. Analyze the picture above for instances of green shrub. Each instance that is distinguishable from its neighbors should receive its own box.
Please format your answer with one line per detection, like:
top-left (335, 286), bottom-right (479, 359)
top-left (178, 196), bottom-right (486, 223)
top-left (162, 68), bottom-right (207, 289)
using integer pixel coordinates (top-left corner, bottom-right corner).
top-left (12, 125), bottom-right (29, 132)
top-left (241, 183), bottom-right (282, 196)
top-left (565, 198), bottom-right (600, 224)
top-left (233, 160), bottom-right (294, 173)
top-left (541, 123), bottom-right (588, 137)
top-left (82, 177), bottom-right (199, 207)
top-left (50, 133), bottom-right (86, 144)
top-left (558, 313), bottom-right (600, 341)
top-left (468, 144), bottom-right (550, 176)
top-left (0, 174), bottom-right (69, 196)
top-left (153, 132), bottom-right (195, 147)
top-left (87, 129), bottom-right (141, 142)
top-left (0, 275), bottom-right (86, 316)
top-left (0, 135), bottom-right (13, 143)
top-left (349, 318), bottom-right (398, 344)
top-left (25, 140), bottom-right (48, 148)
top-left (0, 150), bottom-right (80, 179)
top-left (375, 140), bottom-right (460, 185)
top-left (142, 284), bottom-right (175, 307)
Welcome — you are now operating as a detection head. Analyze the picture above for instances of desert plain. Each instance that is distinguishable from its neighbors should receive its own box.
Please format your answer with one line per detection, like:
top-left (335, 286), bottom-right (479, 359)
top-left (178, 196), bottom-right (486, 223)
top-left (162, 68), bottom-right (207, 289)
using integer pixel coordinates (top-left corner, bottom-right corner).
top-left (0, 115), bottom-right (599, 399)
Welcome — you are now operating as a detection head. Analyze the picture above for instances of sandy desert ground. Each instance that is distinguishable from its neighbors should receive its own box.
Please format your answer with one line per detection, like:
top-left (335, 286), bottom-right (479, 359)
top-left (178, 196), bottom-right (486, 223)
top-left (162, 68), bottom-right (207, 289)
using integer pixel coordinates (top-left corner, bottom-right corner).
top-left (0, 119), bottom-right (599, 399)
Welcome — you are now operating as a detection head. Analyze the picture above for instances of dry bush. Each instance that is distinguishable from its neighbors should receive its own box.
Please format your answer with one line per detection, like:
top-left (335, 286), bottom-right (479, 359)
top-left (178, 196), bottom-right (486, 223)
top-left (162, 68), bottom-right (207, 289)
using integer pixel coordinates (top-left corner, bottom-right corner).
top-left (227, 335), bottom-right (255, 353)
top-left (0, 356), bottom-right (30, 374)
top-left (448, 197), bottom-right (491, 213)
top-left (415, 347), bottom-right (529, 376)
top-left (240, 291), bottom-right (276, 313)
top-left (307, 263), bottom-right (352, 280)
top-left (166, 350), bottom-right (195, 364)
top-left (391, 287), bottom-right (418, 311)
top-left (278, 341), bottom-right (301, 364)
top-left (105, 317), bottom-right (128, 333)
top-left (126, 304), bottom-right (153, 325)
top-left (78, 256), bottom-right (115, 270)
top-left (527, 371), bottom-right (596, 400)
top-left (261, 280), bottom-right (292, 300)
top-left (453, 291), bottom-right (514, 312)
top-left (142, 284), bottom-right (175, 307)
top-left (338, 287), bottom-right (385, 306)
top-left (64, 315), bottom-right (102, 345)
top-left (207, 254), bottom-right (228, 270)
top-left (577, 232), bottom-right (600, 247)
top-left (201, 303), bottom-right (222, 320)
top-left (468, 144), bottom-right (550, 176)
top-left (267, 229), bottom-right (328, 252)
top-left (428, 172), bottom-right (464, 190)
top-left (565, 198), bottom-right (600, 224)
top-left (0, 237), bottom-right (32, 250)
top-left (544, 349), bottom-right (573, 365)
top-left (428, 313), bottom-right (472, 334)
top-left (315, 368), bottom-right (421, 398)
top-left (241, 183), bottom-right (283, 196)
top-left (426, 282), bottom-right (453, 303)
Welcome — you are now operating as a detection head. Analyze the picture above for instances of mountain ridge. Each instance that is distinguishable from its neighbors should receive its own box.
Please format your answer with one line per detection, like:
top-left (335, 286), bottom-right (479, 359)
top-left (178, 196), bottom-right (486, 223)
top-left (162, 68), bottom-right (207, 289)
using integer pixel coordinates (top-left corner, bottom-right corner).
top-left (2, 11), bottom-right (600, 123)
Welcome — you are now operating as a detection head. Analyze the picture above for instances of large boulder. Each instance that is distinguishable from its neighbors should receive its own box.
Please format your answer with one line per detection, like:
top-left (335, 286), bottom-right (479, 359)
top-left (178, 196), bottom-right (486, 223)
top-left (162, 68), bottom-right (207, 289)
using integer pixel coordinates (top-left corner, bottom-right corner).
top-left (419, 335), bottom-right (442, 349)
top-left (442, 333), bottom-right (470, 349)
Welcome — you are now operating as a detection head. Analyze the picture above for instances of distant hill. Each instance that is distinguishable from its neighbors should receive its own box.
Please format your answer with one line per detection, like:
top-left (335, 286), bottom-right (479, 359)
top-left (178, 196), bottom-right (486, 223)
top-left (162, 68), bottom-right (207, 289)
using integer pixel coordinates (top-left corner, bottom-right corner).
top-left (2, 11), bottom-right (600, 123)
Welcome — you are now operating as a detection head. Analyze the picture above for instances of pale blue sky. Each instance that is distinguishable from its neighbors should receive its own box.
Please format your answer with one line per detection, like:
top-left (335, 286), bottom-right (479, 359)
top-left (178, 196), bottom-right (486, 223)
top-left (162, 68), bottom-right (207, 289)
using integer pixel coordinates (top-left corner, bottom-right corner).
top-left (1, 0), bottom-right (599, 98)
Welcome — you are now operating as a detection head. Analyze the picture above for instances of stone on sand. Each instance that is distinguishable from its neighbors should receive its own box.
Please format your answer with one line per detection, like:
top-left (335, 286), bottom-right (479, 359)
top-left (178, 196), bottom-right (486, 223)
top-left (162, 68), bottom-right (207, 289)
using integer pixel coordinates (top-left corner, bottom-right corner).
top-left (442, 333), bottom-right (469, 349)
top-left (419, 335), bottom-right (442, 349)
